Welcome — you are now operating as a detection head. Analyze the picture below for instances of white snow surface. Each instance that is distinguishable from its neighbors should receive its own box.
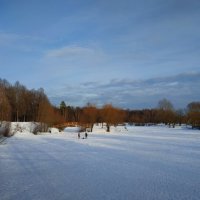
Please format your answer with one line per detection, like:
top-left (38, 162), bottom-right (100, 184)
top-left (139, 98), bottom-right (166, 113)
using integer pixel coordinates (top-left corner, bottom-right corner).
top-left (0, 125), bottom-right (200, 200)
top-left (10, 122), bottom-right (37, 135)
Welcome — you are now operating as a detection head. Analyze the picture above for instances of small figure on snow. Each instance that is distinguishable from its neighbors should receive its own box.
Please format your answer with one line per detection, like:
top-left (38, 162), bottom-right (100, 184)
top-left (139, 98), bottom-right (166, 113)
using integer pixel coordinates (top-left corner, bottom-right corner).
top-left (78, 132), bottom-right (80, 139)
top-left (85, 132), bottom-right (88, 139)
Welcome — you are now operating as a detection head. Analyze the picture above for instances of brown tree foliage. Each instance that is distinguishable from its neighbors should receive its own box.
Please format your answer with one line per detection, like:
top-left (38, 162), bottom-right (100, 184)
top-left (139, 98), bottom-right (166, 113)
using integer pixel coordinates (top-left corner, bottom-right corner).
top-left (0, 79), bottom-right (64, 128)
top-left (187, 102), bottom-right (200, 128)
top-left (101, 104), bottom-right (126, 132)
top-left (0, 86), bottom-right (11, 123)
top-left (80, 103), bottom-right (98, 131)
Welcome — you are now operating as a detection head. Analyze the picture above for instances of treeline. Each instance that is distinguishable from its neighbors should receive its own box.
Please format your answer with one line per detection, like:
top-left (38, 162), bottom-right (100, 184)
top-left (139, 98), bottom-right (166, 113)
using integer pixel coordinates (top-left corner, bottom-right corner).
top-left (0, 79), bottom-right (63, 127)
top-left (60, 99), bottom-right (200, 131)
top-left (0, 79), bottom-right (200, 133)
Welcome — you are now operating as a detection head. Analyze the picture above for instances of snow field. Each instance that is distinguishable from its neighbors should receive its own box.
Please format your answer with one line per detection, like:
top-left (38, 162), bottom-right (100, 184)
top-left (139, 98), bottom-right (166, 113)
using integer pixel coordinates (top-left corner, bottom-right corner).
top-left (0, 125), bottom-right (200, 200)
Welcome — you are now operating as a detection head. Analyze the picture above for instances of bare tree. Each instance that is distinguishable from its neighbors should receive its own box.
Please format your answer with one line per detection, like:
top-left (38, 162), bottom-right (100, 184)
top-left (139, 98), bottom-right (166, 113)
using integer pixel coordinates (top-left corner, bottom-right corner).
top-left (157, 98), bottom-right (176, 127)
top-left (158, 98), bottom-right (174, 111)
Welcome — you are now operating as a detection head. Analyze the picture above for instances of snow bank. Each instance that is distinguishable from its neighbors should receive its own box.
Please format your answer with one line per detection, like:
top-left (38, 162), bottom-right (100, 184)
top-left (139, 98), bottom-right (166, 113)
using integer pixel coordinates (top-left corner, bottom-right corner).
top-left (49, 127), bottom-right (60, 133)
top-left (6, 123), bottom-right (198, 137)
top-left (10, 122), bottom-right (37, 135)
top-left (64, 126), bottom-right (80, 133)
top-left (92, 124), bottom-right (128, 134)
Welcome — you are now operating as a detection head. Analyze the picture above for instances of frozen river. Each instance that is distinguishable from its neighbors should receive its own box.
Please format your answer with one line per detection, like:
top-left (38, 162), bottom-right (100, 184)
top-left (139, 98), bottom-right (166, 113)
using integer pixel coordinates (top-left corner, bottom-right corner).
top-left (0, 125), bottom-right (200, 200)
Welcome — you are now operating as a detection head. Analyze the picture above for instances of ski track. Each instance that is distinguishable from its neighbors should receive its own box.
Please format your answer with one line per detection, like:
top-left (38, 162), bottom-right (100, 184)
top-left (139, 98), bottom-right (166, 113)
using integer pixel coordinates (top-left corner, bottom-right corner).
top-left (0, 126), bottom-right (200, 200)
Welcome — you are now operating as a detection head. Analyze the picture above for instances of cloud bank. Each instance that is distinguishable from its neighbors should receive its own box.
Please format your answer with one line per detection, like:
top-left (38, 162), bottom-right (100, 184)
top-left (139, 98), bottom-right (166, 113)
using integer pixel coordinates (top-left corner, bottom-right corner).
top-left (48, 72), bottom-right (200, 109)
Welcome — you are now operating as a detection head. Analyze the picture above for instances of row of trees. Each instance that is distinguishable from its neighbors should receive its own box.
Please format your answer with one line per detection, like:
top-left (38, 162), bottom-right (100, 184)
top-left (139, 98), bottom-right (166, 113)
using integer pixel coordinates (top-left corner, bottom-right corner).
top-left (59, 99), bottom-right (200, 131)
top-left (60, 101), bottom-right (125, 131)
top-left (128, 99), bottom-right (200, 128)
top-left (1, 78), bottom-right (200, 132)
top-left (0, 79), bottom-right (64, 129)
top-left (79, 103), bottom-right (125, 132)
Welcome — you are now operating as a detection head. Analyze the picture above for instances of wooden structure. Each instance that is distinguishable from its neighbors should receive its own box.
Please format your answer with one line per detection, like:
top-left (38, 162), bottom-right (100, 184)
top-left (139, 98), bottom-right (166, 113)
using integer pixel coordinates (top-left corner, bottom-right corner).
top-left (54, 122), bottom-right (79, 129)
top-left (54, 122), bottom-right (92, 131)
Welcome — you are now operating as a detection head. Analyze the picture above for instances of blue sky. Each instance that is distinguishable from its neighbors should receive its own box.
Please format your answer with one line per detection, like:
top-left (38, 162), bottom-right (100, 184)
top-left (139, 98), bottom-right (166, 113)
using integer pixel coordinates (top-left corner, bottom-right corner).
top-left (0, 0), bottom-right (200, 109)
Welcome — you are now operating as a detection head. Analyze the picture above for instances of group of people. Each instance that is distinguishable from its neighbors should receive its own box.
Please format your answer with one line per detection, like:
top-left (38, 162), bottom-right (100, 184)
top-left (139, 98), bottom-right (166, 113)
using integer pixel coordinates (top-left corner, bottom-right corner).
top-left (78, 132), bottom-right (88, 139)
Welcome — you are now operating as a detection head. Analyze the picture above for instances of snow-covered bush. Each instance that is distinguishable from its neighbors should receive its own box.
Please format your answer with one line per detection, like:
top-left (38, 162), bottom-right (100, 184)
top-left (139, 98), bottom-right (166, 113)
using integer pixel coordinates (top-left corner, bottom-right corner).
top-left (32, 123), bottom-right (48, 135)
top-left (0, 122), bottom-right (11, 137)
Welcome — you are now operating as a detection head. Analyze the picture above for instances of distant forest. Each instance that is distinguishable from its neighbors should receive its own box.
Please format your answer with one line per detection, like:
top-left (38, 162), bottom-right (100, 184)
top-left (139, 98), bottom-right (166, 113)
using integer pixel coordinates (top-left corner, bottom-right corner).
top-left (0, 78), bottom-right (200, 131)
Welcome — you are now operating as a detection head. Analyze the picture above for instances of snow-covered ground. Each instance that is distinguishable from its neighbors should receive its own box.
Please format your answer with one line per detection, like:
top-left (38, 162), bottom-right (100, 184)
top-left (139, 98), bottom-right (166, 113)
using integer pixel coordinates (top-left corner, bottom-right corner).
top-left (0, 125), bottom-right (200, 200)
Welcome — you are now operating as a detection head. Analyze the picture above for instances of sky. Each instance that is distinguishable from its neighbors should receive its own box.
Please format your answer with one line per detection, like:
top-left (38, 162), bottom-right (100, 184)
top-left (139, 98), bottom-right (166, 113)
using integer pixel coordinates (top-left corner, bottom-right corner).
top-left (0, 0), bottom-right (200, 109)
